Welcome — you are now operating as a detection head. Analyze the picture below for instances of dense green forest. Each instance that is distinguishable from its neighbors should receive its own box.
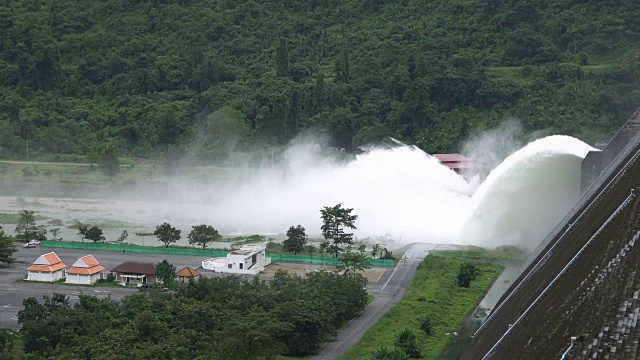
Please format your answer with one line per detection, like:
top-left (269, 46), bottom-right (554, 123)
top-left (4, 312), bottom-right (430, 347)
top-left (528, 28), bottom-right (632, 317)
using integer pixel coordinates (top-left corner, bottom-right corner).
top-left (2, 271), bottom-right (367, 359)
top-left (1, 0), bottom-right (639, 162)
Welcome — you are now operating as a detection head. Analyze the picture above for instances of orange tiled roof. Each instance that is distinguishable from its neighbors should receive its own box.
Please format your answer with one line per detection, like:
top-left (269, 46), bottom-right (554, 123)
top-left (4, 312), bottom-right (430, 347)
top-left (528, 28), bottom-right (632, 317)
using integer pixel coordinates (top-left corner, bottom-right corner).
top-left (43, 252), bottom-right (62, 265)
top-left (27, 262), bottom-right (67, 273)
top-left (176, 267), bottom-right (200, 277)
top-left (67, 265), bottom-right (105, 275)
top-left (79, 255), bottom-right (99, 268)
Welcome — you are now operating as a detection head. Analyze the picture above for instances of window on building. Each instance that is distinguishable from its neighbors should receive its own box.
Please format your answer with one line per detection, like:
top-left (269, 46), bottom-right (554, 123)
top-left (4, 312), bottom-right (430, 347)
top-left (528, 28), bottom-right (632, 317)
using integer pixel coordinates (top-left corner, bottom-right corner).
top-left (228, 264), bottom-right (232, 269)
top-left (239, 263), bottom-right (243, 269)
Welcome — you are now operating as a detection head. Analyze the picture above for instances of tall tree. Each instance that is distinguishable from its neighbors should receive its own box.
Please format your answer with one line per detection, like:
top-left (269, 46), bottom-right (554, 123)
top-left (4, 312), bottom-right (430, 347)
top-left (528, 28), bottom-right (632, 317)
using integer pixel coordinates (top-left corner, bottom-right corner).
top-left (100, 146), bottom-right (119, 181)
top-left (84, 226), bottom-right (106, 243)
top-left (153, 223), bottom-right (181, 248)
top-left (335, 49), bottom-right (350, 83)
top-left (49, 228), bottom-right (61, 242)
top-left (116, 230), bottom-right (128, 244)
top-left (276, 39), bottom-right (289, 78)
top-left (15, 210), bottom-right (36, 241)
top-left (320, 204), bottom-right (358, 258)
top-left (77, 223), bottom-right (88, 242)
top-left (286, 89), bottom-right (301, 136)
top-left (371, 244), bottom-right (381, 258)
top-left (313, 72), bottom-right (325, 111)
top-left (283, 225), bottom-right (307, 255)
top-left (0, 227), bottom-right (17, 265)
top-left (156, 260), bottom-right (177, 285)
top-left (337, 252), bottom-right (370, 276)
top-left (305, 244), bottom-right (316, 257)
top-left (17, 119), bottom-right (34, 161)
top-left (188, 224), bottom-right (221, 250)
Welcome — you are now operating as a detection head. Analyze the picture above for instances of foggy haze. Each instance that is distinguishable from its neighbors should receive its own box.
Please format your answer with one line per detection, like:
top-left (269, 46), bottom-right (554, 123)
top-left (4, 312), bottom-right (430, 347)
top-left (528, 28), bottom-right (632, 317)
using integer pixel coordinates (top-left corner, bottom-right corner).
top-left (2, 130), bottom-right (595, 251)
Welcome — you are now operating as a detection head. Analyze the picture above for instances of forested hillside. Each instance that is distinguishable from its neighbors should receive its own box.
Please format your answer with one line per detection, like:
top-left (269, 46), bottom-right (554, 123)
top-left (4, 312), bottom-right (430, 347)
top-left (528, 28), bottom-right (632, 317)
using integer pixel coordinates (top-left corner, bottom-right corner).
top-left (1, 0), bottom-right (639, 162)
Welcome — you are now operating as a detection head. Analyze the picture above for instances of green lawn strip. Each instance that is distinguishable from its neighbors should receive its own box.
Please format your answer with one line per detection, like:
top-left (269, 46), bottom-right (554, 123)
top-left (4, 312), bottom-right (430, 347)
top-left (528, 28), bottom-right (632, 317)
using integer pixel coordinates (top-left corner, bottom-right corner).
top-left (367, 294), bottom-right (376, 305)
top-left (338, 256), bottom-right (503, 360)
top-left (430, 245), bottom-right (527, 261)
top-left (20, 278), bottom-right (120, 288)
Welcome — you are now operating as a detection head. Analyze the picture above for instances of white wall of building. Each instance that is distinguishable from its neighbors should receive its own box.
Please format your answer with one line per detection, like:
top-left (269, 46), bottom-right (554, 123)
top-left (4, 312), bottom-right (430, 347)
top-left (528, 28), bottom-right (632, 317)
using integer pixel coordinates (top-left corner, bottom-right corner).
top-left (202, 246), bottom-right (271, 275)
top-left (27, 270), bottom-right (65, 282)
top-left (66, 272), bottom-right (103, 285)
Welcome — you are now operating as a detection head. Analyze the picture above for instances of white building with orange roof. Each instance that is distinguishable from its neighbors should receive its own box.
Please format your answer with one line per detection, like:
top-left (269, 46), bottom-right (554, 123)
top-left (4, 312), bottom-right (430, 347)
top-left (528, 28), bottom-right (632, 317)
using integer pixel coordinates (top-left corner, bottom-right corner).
top-left (66, 254), bottom-right (106, 285)
top-left (26, 252), bottom-right (67, 282)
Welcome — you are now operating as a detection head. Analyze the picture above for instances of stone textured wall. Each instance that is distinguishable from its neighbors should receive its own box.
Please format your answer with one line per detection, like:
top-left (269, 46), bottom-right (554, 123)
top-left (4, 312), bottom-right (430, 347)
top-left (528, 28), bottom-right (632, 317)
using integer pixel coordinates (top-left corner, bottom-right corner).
top-left (463, 129), bottom-right (640, 359)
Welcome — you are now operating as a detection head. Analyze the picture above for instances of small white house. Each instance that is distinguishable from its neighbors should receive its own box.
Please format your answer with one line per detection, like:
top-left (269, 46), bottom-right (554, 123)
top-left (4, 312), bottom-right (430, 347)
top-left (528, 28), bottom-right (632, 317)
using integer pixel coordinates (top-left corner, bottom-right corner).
top-left (26, 252), bottom-right (67, 282)
top-left (202, 244), bottom-right (271, 275)
top-left (66, 255), bottom-right (106, 285)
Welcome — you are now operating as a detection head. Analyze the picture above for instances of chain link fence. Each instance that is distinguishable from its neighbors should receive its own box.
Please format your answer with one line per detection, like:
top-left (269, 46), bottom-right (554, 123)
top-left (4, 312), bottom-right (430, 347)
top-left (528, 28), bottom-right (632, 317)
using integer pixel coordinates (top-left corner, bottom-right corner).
top-left (40, 241), bottom-right (396, 267)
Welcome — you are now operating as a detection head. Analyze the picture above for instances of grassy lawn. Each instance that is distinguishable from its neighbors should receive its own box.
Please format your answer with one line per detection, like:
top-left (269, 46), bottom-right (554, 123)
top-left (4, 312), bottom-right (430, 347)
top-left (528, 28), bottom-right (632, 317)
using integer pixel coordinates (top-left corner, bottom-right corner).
top-left (20, 278), bottom-right (120, 288)
top-left (430, 245), bottom-right (527, 262)
top-left (338, 256), bottom-right (503, 360)
top-left (93, 281), bottom-right (120, 288)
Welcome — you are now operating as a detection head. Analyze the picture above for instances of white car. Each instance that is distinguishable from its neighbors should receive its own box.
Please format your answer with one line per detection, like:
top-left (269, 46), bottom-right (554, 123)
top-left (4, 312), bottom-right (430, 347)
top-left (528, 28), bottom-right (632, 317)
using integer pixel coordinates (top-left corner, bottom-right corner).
top-left (23, 243), bottom-right (37, 248)
top-left (28, 240), bottom-right (41, 245)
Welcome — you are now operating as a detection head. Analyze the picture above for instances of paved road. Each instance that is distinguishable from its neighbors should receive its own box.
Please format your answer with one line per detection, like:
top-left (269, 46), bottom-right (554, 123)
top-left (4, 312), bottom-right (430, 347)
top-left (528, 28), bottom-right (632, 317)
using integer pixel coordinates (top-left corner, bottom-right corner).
top-left (308, 243), bottom-right (442, 360)
top-left (0, 246), bottom-right (212, 330)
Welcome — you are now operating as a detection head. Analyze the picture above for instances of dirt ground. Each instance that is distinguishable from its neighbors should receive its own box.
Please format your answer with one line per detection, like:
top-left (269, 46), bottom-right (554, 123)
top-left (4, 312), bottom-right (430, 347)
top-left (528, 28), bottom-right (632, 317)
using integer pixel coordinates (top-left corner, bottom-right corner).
top-left (261, 262), bottom-right (386, 284)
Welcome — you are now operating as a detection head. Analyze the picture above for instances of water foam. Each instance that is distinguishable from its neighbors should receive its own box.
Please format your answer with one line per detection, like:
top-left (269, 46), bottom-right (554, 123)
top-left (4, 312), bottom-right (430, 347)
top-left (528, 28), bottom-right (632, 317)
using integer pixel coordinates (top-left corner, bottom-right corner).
top-left (462, 135), bottom-right (594, 249)
top-left (199, 134), bottom-right (594, 250)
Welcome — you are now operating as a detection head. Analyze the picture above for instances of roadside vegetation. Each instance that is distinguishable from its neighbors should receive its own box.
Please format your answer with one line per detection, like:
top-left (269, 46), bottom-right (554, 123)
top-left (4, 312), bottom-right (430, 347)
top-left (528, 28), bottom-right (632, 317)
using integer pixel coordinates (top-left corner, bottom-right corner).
top-left (431, 245), bottom-right (528, 262)
top-left (0, 226), bottom-right (17, 265)
top-left (6, 271), bottom-right (367, 359)
top-left (339, 256), bottom-right (503, 359)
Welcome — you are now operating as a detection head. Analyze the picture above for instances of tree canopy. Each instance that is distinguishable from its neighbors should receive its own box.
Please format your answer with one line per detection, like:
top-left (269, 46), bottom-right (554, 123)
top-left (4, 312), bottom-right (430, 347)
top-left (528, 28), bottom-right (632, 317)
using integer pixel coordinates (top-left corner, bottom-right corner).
top-left (155, 259), bottom-right (176, 285)
top-left (321, 203), bottom-right (358, 258)
top-left (283, 225), bottom-right (307, 255)
top-left (153, 222), bottom-right (181, 248)
top-left (187, 224), bottom-right (221, 250)
top-left (0, 0), bottom-right (639, 161)
top-left (0, 227), bottom-right (17, 265)
top-left (84, 225), bottom-right (106, 243)
top-left (14, 209), bottom-right (36, 241)
top-left (15, 271), bottom-right (367, 358)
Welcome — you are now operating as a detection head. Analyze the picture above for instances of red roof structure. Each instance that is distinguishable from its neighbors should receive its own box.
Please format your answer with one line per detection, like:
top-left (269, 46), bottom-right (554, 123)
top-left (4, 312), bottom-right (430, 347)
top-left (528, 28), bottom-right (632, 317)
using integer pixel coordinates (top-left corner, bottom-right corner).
top-left (27, 252), bottom-right (67, 273)
top-left (176, 267), bottom-right (200, 278)
top-left (433, 153), bottom-right (483, 173)
top-left (67, 255), bottom-right (106, 275)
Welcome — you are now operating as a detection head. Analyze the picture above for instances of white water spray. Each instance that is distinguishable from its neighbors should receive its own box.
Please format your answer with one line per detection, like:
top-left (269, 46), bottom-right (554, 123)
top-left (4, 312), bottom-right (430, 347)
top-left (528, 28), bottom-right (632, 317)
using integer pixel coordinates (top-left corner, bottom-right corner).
top-left (192, 134), bottom-right (594, 250)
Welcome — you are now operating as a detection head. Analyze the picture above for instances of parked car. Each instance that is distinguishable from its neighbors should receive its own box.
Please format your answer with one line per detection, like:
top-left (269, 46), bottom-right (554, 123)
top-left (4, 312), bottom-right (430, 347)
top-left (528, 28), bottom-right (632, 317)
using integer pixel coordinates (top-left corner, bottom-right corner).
top-left (28, 240), bottom-right (41, 245)
top-left (138, 284), bottom-right (149, 292)
top-left (23, 243), bottom-right (37, 248)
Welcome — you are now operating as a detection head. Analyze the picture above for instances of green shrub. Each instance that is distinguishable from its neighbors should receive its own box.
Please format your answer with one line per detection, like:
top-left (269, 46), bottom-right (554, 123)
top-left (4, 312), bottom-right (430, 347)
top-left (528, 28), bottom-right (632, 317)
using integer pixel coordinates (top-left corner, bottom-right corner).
top-left (457, 262), bottom-right (481, 288)
top-left (419, 316), bottom-right (432, 336)
top-left (394, 328), bottom-right (421, 358)
top-left (370, 346), bottom-right (408, 360)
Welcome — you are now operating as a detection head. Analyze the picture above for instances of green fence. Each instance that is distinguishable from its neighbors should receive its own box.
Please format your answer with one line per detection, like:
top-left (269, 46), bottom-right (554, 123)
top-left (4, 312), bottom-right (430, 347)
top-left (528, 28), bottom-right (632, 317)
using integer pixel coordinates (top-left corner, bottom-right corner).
top-left (40, 241), bottom-right (229, 257)
top-left (40, 241), bottom-right (396, 267)
top-left (268, 253), bottom-right (396, 267)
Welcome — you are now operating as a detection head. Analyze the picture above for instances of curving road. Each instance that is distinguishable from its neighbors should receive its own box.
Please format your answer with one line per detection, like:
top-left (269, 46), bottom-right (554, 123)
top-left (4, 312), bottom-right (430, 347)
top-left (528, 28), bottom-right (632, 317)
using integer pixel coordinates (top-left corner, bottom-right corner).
top-left (308, 243), bottom-right (446, 360)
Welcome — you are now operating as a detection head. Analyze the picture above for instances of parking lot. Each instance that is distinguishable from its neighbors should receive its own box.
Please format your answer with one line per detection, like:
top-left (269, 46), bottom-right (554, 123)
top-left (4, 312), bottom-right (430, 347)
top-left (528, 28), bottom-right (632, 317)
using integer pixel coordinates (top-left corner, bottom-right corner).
top-left (0, 245), bottom-right (214, 330)
top-left (0, 244), bottom-right (394, 330)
